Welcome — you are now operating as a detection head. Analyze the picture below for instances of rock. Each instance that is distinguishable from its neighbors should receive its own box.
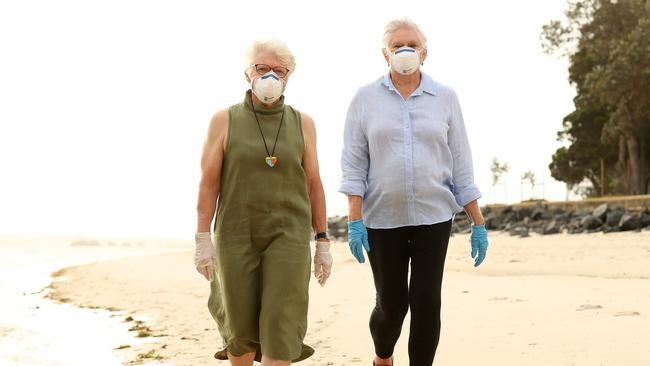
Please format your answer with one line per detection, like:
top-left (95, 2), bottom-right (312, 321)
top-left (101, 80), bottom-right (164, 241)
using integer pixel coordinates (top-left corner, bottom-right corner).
top-left (327, 215), bottom-right (348, 240)
top-left (566, 217), bottom-right (582, 233)
top-left (515, 207), bottom-right (530, 221)
top-left (570, 208), bottom-right (591, 218)
top-left (580, 215), bottom-right (602, 230)
top-left (531, 225), bottom-right (545, 235)
top-left (619, 214), bottom-right (641, 231)
top-left (606, 209), bottom-right (625, 227)
top-left (553, 213), bottom-right (570, 224)
top-left (527, 203), bottom-right (545, 221)
top-left (586, 226), bottom-right (603, 234)
top-left (551, 207), bottom-right (566, 215)
top-left (603, 225), bottom-right (621, 234)
top-left (503, 212), bottom-right (517, 224)
top-left (543, 220), bottom-right (561, 235)
top-left (640, 212), bottom-right (650, 228)
top-left (511, 226), bottom-right (530, 238)
top-left (485, 215), bottom-right (502, 230)
top-left (593, 203), bottom-right (609, 221)
top-left (569, 226), bottom-right (585, 234)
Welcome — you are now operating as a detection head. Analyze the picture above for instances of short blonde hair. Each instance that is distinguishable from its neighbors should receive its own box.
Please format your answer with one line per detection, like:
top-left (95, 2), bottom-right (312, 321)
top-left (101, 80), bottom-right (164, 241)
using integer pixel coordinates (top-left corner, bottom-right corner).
top-left (245, 39), bottom-right (296, 76)
top-left (383, 18), bottom-right (427, 49)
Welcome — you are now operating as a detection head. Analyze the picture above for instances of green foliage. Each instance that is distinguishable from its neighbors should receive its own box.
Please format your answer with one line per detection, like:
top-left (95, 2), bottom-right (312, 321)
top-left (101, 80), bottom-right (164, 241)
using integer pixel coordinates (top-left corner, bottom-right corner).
top-left (489, 158), bottom-right (510, 186)
top-left (542, 0), bottom-right (650, 195)
top-left (521, 171), bottom-right (537, 190)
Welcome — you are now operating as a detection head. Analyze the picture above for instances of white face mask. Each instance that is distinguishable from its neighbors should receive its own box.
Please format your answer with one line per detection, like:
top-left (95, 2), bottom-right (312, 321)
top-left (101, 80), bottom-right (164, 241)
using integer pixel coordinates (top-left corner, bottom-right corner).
top-left (389, 46), bottom-right (421, 75)
top-left (252, 71), bottom-right (284, 104)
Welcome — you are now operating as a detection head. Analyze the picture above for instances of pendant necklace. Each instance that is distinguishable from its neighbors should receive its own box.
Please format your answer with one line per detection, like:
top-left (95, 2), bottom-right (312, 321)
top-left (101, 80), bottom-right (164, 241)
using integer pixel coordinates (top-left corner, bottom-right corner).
top-left (251, 101), bottom-right (284, 168)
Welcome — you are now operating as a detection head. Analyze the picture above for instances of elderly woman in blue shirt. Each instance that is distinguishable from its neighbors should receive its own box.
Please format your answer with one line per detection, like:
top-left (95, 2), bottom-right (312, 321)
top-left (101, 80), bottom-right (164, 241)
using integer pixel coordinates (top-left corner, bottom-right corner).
top-left (339, 18), bottom-right (489, 366)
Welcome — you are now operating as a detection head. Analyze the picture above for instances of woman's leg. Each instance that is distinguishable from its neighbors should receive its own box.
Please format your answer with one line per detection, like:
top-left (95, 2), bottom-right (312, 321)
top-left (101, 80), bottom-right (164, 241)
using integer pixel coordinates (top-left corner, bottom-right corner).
top-left (261, 356), bottom-right (290, 366)
top-left (208, 233), bottom-right (263, 362)
top-left (227, 351), bottom-right (255, 366)
top-left (258, 232), bottom-right (313, 362)
top-left (407, 220), bottom-right (452, 366)
top-left (367, 226), bottom-right (411, 365)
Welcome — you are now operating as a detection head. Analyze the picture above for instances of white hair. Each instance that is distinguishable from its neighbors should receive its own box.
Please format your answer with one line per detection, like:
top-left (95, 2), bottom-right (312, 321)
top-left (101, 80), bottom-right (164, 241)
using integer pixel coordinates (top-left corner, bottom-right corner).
top-left (245, 39), bottom-right (296, 76)
top-left (382, 18), bottom-right (427, 49)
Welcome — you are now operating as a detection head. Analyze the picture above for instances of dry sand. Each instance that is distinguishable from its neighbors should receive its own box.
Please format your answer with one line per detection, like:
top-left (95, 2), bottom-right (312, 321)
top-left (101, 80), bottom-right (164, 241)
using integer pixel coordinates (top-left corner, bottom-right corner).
top-left (50, 231), bottom-right (650, 365)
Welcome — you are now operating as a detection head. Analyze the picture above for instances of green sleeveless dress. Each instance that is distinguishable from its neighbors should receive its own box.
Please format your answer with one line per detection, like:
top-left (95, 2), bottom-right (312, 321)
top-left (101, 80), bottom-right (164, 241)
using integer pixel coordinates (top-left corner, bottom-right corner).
top-left (208, 90), bottom-right (314, 362)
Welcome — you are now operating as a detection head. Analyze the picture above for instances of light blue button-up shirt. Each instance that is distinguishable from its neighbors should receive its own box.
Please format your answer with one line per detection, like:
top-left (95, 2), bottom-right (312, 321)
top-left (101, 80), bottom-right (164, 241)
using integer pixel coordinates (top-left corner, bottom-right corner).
top-left (339, 71), bottom-right (481, 229)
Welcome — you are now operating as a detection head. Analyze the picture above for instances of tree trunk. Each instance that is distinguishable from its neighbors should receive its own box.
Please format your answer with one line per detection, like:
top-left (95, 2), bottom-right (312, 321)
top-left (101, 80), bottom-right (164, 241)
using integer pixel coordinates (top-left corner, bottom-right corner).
top-left (641, 135), bottom-right (648, 194)
top-left (616, 135), bottom-right (630, 192)
top-left (626, 135), bottom-right (641, 194)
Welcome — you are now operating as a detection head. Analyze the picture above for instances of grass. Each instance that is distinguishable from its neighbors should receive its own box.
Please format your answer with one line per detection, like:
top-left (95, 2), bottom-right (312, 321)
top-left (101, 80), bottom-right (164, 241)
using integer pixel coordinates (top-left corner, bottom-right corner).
top-left (136, 330), bottom-right (153, 338)
top-left (137, 350), bottom-right (164, 361)
top-left (129, 321), bottom-right (154, 338)
top-left (51, 268), bottom-right (67, 277)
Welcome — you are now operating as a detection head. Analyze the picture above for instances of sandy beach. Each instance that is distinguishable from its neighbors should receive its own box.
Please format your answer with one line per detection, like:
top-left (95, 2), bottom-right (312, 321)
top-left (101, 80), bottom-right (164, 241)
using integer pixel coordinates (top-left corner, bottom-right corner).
top-left (49, 231), bottom-right (650, 365)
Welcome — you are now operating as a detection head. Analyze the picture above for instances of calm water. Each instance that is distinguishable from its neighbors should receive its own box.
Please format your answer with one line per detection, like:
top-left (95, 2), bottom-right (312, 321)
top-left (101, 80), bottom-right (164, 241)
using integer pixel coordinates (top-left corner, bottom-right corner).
top-left (0, 235), bottom-right (189, 366)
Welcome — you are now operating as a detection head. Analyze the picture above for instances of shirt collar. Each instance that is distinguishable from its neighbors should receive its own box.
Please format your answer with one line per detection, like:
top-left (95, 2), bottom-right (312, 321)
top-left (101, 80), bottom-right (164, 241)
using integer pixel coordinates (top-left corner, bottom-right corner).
top-left (381, 71), bottom-right (437, 96)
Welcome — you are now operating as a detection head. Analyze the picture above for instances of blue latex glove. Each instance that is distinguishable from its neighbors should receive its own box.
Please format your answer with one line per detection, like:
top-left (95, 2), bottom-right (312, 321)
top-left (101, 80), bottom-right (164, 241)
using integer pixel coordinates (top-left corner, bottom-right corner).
top-left (470, 224), bottom-right (489, 267)
top-left (347, 219), bottom-right (370, 263)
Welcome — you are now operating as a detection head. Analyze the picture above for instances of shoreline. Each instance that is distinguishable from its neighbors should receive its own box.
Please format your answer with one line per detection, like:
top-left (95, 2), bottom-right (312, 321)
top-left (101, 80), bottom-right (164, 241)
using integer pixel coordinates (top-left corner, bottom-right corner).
top-left (47, 269), bottom-right (167, 365)
top-left (47, 232), bottom-right (650, 365)
top-left (0, 235), bottom-right (189, 366)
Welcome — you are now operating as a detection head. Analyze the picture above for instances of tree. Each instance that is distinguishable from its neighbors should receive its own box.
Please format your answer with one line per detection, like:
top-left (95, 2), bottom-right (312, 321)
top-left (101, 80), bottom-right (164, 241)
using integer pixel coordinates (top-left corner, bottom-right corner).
top-left (522, 171), bottom-right (537, 191)
top-left (520, 170), bottom-right (539, 201)
top-left (489, 157), bottom-right (510, 186)
top-left (587, 11), bottom-right (650, 193)
top-left (542, 0), bottom-right (650, 195)
top-left (548, 101), bottom-right (617, 194)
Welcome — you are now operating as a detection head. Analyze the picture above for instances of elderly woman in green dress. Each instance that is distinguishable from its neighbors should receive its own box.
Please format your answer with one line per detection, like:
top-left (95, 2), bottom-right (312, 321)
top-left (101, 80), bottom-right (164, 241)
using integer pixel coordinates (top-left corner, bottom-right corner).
top-left (194, 39), bottom-right (333, 366)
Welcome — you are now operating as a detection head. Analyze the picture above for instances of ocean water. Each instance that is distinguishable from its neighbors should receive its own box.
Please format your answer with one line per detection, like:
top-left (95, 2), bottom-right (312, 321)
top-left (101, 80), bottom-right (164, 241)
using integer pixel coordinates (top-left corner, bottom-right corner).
top-left (0, 235), bottom-right (190, 366)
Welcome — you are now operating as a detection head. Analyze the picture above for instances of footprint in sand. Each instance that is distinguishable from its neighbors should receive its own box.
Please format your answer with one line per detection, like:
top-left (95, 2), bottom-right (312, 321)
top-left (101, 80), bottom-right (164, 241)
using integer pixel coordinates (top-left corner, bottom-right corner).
top-left (614, 311), bottom-right (641, 317)
top-left (489, 296), bottom-right (509, 301)
top-left (0, 326), bottom-right (14, 337)
top-left (576, 304), bottom-right (603, 311)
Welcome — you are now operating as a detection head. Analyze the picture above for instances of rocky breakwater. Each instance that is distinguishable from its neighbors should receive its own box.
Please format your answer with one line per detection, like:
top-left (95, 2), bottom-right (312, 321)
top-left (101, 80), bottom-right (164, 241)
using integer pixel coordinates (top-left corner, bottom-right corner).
top-left (326, 202), bottom-right (650, 241)
top-left (452, 203), bottom-right (650, 238)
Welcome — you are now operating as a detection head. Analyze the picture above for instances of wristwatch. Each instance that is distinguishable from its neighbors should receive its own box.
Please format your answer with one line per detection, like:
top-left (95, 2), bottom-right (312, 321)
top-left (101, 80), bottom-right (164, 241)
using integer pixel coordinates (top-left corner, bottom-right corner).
top-left (314, 232), bottom-right (328, 241)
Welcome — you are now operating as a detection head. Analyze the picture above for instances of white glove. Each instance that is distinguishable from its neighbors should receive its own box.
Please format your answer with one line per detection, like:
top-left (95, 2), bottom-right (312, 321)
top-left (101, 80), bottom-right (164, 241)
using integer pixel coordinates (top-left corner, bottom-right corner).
top-left (194, 232), bottom-right (216, 282)
top-left (313, 241), bottom-right (333, 286)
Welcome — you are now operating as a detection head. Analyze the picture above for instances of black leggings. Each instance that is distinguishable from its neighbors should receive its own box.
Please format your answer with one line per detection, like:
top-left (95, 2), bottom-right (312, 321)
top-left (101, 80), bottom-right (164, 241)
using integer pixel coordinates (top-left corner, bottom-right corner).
top-left (367, 220), bottom-right (452, 366)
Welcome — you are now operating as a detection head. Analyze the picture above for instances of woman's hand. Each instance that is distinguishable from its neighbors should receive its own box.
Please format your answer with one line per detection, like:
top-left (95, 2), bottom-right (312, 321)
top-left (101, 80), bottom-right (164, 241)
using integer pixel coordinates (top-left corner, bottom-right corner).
top-left (347, 219), bottom-right (370, 263)
top-left (313, 240), bottom-right (333, 286)
top-left (194, 232), bottom-right (217, 281)
top-left (470, 224), bottom-right (488, 267)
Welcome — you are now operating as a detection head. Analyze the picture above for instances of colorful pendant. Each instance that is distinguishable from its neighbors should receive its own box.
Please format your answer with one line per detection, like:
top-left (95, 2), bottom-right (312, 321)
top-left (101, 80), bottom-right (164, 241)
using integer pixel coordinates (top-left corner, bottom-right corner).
top-left (265, 156), bottom-right (278, 167)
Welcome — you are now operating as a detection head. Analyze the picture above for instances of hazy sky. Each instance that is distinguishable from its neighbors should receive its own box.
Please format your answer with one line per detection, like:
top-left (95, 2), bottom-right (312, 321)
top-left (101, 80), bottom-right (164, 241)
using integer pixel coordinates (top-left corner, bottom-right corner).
top-left (0, 0), bottom-right (576, 239)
